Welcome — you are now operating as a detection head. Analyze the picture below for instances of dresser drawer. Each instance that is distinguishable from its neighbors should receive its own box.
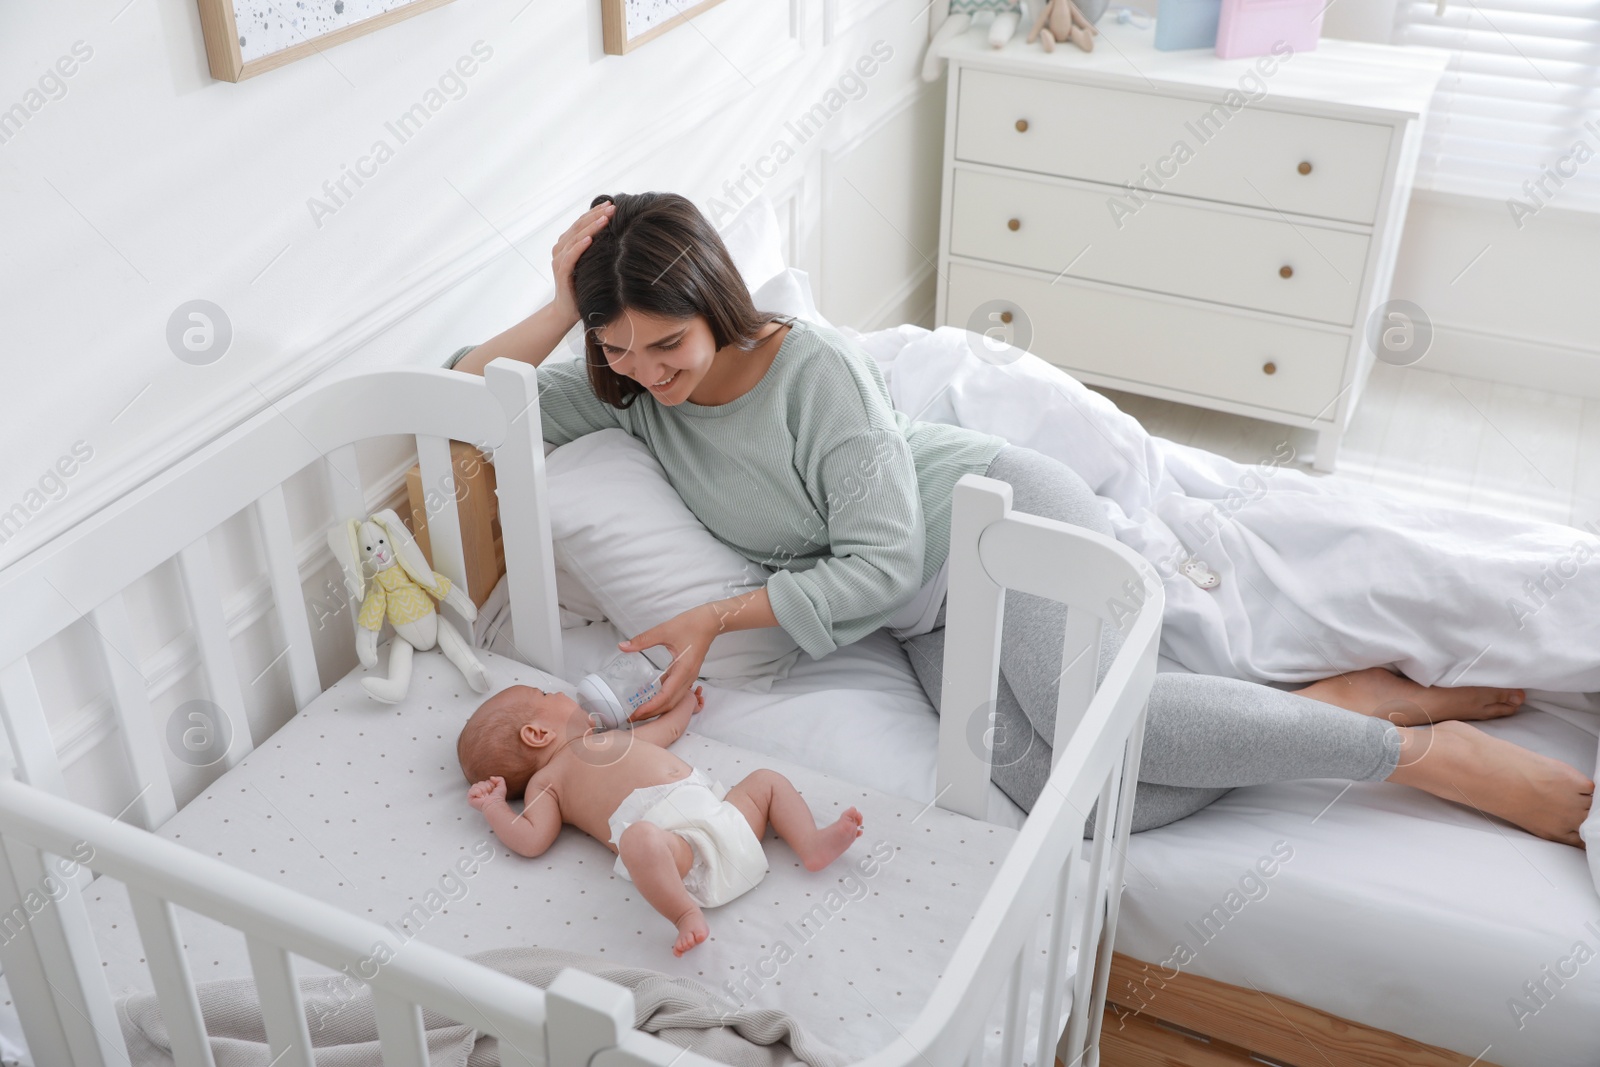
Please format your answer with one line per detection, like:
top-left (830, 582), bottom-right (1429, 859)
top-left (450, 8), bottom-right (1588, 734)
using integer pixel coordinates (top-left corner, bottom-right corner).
top-left (946, 261), bottom-right (1348, 420)
top-left (949, 168), bottom-right (1369, 326)
top-left (955, 68), bottom-right (1393, 225)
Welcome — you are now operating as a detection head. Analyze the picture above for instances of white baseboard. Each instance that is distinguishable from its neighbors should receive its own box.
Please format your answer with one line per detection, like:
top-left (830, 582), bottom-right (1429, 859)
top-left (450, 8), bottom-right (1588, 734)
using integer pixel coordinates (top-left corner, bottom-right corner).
top-left (1421, 323), bottom-right (1600, 400)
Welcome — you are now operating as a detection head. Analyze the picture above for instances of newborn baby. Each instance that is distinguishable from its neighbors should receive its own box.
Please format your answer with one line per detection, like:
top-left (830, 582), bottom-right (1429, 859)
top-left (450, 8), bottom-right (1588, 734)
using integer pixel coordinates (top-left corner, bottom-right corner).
top-left (458, 682), bottom-right (864, 956)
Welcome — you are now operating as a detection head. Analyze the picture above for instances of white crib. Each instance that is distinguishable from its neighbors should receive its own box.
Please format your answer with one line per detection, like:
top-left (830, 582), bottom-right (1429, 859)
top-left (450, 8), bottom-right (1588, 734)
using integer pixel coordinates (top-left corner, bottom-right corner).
top-left (0, 356), bottom-right (1162, 1067)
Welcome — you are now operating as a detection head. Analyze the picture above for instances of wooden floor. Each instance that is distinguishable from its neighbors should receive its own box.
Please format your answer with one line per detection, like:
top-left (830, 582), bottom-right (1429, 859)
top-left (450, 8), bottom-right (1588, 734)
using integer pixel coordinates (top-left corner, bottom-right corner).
top-left (1090, 362), bottom-right (1600, 532)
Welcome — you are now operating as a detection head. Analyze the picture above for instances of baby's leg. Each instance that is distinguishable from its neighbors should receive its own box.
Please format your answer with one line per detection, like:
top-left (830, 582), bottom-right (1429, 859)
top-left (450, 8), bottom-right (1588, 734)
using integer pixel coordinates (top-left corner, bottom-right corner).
top-left (725, 769), bottom-right (862, 872)
top-left (616, 822), bottom-right (708, 956)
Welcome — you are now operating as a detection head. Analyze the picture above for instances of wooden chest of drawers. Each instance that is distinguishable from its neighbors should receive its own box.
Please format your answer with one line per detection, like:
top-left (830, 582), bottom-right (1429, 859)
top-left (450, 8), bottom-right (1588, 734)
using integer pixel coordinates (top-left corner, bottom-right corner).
top-left (934, 23), bottom-right (1446, 471)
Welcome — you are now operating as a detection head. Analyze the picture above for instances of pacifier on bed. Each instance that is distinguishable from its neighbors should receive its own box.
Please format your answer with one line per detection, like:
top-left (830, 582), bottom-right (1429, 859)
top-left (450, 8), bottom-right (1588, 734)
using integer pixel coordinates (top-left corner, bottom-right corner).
top-left (1179, 557), bottom-right (1221, 590)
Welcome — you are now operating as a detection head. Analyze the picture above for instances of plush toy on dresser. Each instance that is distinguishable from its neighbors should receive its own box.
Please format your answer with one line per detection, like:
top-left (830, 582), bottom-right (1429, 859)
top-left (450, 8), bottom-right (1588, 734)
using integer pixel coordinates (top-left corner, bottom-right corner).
top-left (922, 0), bottom-right (1031, 81)
top-left (327, 508), bottom-right (490, 703)
top-left (1028, 0), bottom-right (1101, 51)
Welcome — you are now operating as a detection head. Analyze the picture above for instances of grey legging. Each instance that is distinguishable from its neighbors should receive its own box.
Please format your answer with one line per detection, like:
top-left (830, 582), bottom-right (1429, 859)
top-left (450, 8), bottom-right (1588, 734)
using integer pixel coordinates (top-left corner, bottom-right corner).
top-left (899, 443), bottom-right (1402, 833)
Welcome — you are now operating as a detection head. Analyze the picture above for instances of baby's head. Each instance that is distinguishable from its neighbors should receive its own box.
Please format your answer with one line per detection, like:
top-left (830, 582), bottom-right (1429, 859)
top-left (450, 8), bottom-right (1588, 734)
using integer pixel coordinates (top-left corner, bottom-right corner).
top-left (457, 685), bottom-right (584, 799)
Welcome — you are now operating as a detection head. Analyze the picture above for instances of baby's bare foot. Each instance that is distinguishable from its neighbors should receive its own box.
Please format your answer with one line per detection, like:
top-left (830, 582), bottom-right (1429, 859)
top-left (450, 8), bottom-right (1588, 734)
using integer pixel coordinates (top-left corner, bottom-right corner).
top-left (1390, 721), bottom-right (1593, 846)
top-left (799, 807), bottom-right (864, 872)
top-left (1300, 666), bottom-right (1523, 726)
top-left (672, 908), bottom-right (709, 957)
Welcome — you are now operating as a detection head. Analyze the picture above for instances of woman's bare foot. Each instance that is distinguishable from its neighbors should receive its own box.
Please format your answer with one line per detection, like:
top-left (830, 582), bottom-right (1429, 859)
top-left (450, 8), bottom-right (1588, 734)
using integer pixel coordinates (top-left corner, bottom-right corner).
top-left (672, 906), bottom-right (709, 957)
top-left (797, 807), bottom-right (865, 872)
top-left (1387, 721), bottom-right (1593, 846)
top-left (1297, 666), bottom-right (1524, 727)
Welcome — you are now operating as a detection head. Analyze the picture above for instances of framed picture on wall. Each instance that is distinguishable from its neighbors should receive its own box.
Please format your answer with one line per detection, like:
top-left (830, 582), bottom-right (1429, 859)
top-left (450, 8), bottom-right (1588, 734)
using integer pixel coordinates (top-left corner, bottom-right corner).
top-left (196, 0), bottom-right (457, 82)
top-left (602, 0), bottom-right (734, 54)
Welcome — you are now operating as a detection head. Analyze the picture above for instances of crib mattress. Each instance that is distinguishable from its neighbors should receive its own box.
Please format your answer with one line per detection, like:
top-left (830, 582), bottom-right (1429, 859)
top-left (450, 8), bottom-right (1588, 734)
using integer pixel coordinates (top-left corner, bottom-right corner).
top-left (54, 645), bottom-right (1025, 1063)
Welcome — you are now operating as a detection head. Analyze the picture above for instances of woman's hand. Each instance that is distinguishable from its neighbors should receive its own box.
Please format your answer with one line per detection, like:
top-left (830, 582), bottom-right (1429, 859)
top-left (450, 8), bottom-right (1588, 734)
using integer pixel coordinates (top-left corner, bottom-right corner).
top-left (619, 605), bottom-right (719, 722)
top-left (549, 200), bottom-right (616, 330)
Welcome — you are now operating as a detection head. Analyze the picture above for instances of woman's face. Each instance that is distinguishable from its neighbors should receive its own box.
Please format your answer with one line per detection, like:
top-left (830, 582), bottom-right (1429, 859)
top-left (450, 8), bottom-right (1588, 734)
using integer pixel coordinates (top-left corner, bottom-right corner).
top-left (591, 308), bottom-right (715, 405)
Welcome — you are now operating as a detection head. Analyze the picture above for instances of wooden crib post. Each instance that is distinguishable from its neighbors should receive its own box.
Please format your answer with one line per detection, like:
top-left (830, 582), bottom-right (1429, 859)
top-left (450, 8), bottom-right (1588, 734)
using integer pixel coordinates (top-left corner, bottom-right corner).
top-left (484, 359), bottom-right (565, 679)
top-left (936, 476), bottom-right (1012, 820)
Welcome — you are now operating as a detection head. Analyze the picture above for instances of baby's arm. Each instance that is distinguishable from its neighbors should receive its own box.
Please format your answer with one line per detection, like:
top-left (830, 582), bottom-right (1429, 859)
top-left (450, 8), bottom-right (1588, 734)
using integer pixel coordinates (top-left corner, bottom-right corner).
top-left (631, 683), bottom-right (704, 748)
top-left (467, 774), bottom-right (562, 857)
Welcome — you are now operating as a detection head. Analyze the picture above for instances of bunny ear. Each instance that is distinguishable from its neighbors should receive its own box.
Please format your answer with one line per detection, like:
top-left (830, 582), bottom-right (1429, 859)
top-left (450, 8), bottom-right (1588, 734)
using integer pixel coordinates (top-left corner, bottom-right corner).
top-left (326, 519), bottom-right (366, 605)
top-left (345, 519), bottom-right (367, 603)
top-left (373, 508), bottom-right (441, 593)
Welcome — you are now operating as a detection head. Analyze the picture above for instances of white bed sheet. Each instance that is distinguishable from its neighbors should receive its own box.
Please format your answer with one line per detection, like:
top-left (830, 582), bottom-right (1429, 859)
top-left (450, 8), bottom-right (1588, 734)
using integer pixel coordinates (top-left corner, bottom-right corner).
top-left (3, 643), bottom-right (1030, 1065)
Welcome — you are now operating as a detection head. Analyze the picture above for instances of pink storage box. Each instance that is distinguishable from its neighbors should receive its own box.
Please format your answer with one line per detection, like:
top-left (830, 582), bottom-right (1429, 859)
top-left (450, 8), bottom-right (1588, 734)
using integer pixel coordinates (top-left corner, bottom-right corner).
top-left (1214, 0), bottom-right (1323, 58)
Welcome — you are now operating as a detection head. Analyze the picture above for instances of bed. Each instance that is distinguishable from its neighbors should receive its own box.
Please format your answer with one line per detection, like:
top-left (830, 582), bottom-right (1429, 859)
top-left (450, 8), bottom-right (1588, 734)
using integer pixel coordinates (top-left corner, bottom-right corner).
top-left (417, 302), bottom-right (1600, 1066)
top-left (0, 350), bottom-right (1161, 1067)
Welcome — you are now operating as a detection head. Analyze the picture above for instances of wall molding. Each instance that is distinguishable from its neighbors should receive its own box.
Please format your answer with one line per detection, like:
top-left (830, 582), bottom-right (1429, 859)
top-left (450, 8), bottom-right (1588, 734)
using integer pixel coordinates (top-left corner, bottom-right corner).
top-left (1422, 322), bottom-right (1600, 400)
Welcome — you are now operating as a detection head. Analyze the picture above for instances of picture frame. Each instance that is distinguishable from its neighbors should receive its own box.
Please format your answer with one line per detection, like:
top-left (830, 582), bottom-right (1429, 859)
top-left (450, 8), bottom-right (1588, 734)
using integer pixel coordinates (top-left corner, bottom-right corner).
top-left (195, 0), bottom-right (458, 82)
top-left (601, 0), bottom-right (734, 55)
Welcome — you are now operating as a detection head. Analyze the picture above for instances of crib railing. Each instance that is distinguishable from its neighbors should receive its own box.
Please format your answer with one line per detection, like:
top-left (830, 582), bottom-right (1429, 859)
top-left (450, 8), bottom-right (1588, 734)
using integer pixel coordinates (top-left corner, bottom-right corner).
top-left (0, 357), bottom-right (1160, 1067)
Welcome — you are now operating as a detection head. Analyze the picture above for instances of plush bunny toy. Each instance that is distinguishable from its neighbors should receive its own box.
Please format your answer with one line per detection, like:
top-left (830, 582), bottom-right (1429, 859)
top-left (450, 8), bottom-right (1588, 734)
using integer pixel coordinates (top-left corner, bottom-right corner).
top-left (326, 508), bottom-right (490, 703)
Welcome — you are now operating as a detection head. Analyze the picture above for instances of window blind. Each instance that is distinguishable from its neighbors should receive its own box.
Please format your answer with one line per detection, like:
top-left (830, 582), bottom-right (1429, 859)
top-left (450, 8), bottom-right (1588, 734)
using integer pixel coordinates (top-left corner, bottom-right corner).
top-left (1392, 0), bottom-right (1600, 220)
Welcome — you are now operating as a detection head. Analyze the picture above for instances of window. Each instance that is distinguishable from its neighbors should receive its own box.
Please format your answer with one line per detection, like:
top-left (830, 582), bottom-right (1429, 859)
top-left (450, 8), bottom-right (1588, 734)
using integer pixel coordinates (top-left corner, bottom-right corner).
top-left (1392, 0), bottom-right (1600, 220)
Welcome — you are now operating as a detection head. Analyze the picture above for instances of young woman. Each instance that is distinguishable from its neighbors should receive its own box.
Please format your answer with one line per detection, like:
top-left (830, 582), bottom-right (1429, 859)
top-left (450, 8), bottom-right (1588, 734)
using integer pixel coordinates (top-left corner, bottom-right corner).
top-left (451, 192), bottom-right (1592, 846)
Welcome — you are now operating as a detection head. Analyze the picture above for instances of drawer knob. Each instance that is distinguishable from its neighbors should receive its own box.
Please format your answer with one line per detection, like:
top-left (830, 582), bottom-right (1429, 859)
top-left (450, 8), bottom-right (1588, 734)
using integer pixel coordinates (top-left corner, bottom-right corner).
top-left (1263, 361), bottom-right (1278, 375)
top-left (1279, 265), bottom-right (1294, 279)
top-left (1000, 310), bottom-right (1014, 324)
top-left (1007, 218), bottom-right (1021, 231)
top-left (1298, 161), bottom-right (1313, 175)
top-left (1015, 118), bottom-right (1029, 133)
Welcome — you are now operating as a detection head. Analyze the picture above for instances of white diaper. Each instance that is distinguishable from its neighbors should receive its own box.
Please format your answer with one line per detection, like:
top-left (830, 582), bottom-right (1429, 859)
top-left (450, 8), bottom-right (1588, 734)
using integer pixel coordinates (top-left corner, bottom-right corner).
top-left (607, 768), bottom-right (769, 908)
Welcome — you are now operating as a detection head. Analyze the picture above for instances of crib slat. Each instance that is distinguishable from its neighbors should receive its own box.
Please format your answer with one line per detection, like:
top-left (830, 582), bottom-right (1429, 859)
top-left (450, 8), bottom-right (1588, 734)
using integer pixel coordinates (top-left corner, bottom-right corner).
top-left (965, 1027), bottom-right (985, 1067)
top-left (999, 931), bottom-right (1030, 1067)
top-left (177, 537), bottom-right (254, 770)
top-left (1034, 852), bottom-right (1076, 1067)
top-left (246, 937), bottom-right (314, 1067)
top-left (1064, 766), bottom-right (1122, 1057)
top-left (0, 832), bottom-right (81, 1067)
top-left (255, 485), bottom-right (322, 711)
top-left (1085, 711), bottom-right (1150, 1053)
top-left (415, 434), bottom-right (470, 607)
top-left (1052, 610), bottom-right (1101, 761)
top-left (0, 833), bottom-right (125, 1067)
top-left (0, 657), bottom-right (68, 796)
top-left (128, 886), bottom-right (217, 1067)
top-left (372, 991), bottom-right (431, 1067)
top-left (324, 443), bottom-right (368, 524)
top-left (90, 594), bottom-right (180, 828)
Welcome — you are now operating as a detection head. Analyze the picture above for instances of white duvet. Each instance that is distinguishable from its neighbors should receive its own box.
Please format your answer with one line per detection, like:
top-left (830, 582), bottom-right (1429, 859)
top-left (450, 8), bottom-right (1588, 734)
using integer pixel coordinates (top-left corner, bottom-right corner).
top-left (850, 323), bottom-right (1600, 874)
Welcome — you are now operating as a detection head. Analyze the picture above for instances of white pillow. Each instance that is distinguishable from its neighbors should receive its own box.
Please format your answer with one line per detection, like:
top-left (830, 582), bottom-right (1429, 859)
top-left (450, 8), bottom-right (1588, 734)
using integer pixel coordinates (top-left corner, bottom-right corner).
top-left (542, 429), bottom-right (803, 692)
top-left (712, 193), bottom-right (789, 294)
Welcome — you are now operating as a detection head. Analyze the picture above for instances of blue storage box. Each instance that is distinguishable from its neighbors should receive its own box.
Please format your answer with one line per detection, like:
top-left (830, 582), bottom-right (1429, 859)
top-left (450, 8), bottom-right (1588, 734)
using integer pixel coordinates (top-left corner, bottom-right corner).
top-left (1154, 0), bottom-right (1222, 49)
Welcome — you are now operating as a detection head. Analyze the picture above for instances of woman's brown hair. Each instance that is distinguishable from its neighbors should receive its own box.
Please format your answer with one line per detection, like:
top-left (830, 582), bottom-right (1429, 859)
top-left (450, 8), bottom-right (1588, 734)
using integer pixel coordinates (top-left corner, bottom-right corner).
top-left (572, 192), bottom-right (792, 408)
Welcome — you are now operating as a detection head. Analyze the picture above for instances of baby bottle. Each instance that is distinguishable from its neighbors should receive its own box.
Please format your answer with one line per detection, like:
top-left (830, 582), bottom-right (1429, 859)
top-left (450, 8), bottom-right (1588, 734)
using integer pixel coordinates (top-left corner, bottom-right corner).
top-left (574, 646), bottom-right (675, 731)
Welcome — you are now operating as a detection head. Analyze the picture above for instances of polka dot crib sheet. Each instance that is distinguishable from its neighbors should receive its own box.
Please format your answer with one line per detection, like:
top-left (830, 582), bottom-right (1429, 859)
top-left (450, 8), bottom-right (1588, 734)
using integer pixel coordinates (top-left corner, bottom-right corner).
top-left (56, 646), bottom-right (1026, 1061)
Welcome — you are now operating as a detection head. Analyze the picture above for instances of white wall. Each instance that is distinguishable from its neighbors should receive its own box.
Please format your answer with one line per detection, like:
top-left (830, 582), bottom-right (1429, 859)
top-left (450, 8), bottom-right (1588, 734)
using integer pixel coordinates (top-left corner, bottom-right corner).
top-left (1391, 193), bottom-right (1600, 397)
top-left (1320, 0), bottom-right (1600, 396)
top-left (2, 0), bottom-right (946, 812)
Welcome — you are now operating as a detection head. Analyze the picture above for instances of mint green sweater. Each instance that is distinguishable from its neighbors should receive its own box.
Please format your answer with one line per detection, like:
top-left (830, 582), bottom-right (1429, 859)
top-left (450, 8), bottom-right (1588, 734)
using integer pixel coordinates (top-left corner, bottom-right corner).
top-left (469, 318), bottom-right (1006, 659)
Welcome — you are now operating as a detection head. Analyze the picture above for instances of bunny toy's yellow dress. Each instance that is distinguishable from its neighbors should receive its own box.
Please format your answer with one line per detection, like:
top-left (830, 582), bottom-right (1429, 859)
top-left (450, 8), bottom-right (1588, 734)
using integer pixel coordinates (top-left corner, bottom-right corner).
top-left (356, 566), bottom-right (454, 634)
